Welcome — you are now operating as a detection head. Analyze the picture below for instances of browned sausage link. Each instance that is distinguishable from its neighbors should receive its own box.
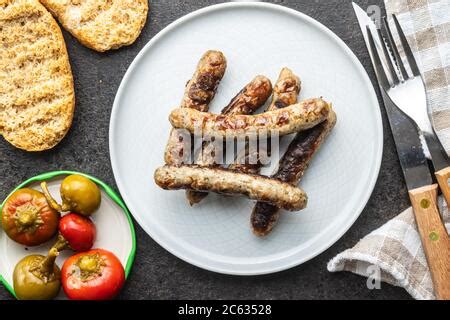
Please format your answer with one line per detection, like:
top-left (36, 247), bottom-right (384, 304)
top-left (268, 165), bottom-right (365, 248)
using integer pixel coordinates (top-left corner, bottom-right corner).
top-left (220, 75), bottom-right (273, 115)
top-left (268, 67), bottom-right (301, 111)
top-left (164, 50), bottom-right (227, 165)
top-left (169, 98), bottom-right (330, 138)
top-left (182, 50), bottom-right (228, 110)
top-left (154, 165), bottom-right (308, 211)
top-left (251, 110), bottom-right (337, 236)
top-left (230, 68), bottom-right (301, 173)
top-left (186, 75), bottom-right (273, 205)
top-left (229, 156), bottom-right (262, 175)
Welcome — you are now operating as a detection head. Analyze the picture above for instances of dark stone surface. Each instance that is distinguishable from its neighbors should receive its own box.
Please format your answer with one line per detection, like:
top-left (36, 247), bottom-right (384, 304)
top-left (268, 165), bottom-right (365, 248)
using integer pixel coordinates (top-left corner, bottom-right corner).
top-left (0, 0), bottom-right (412, 300)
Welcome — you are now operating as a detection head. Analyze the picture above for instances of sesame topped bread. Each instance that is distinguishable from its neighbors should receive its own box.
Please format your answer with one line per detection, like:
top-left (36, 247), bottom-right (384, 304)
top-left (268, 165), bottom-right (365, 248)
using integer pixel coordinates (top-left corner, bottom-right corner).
top-left (39, 0), bottom-right (148, 52)
top-left (0, 0), bottom-right (75, 151)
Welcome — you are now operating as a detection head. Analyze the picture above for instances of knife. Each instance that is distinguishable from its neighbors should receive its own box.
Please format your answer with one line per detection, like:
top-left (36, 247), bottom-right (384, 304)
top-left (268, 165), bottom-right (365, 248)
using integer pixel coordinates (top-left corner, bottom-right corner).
top-left (352, 2), bottom-right (450, 299)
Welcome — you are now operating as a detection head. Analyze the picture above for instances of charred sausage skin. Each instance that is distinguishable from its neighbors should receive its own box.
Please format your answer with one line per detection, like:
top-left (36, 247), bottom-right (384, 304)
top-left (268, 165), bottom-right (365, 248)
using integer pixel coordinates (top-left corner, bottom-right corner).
top-left (230, 68), bottom-right (301, 173)
top-left (268, 67), bottom-right (301, 110)
top-left (164, 50), bottom-right (227, 165)
top-left (251, 110), bottom-right (337, 236)
top-left (219, 75), bottom-right (273, 115)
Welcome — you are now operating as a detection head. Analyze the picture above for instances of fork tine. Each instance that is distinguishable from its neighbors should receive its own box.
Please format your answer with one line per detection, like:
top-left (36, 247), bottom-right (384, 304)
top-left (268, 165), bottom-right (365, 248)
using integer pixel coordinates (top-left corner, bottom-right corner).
top-left (392, 14), bottom-right (420, 76)
top-left (366, 26), bottom-right (390, 89)
top-left (383, 16), bottom-right (409, 80)
top-left (377, 28), bottom-right (399, 85)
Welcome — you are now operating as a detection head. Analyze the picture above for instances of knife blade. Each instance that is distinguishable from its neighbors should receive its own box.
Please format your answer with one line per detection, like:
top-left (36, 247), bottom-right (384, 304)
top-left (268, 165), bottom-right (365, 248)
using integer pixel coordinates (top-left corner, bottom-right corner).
top-left (352, 2), bottom-right (433, 190)
top-left (381, 91), bottom-right (434, 190)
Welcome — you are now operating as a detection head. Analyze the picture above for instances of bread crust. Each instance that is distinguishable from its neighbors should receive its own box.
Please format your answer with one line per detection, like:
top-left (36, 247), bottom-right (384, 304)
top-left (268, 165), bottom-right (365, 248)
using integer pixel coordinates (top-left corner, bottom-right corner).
top-left (39, 0), bottom-right (148, 52)
top-left (0, 0), bottom-right (75, 151)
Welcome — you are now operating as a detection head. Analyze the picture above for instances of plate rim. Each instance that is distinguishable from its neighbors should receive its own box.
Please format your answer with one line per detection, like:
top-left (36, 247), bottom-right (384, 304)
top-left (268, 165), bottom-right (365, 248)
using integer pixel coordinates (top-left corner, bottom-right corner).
top-left (0, 170), bottom-right (137, 299)
top-left (109, 1), bottom-right (383, 275)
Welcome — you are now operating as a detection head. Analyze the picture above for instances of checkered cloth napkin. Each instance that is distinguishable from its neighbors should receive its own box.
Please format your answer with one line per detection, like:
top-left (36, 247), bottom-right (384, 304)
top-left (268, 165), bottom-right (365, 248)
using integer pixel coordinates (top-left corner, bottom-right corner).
top-left (327, 0), bottom-right (450, 300)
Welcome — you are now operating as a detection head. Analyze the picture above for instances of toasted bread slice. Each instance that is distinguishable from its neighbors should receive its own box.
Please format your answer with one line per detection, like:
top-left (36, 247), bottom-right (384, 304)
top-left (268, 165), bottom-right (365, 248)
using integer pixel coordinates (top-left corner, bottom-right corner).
top-left (0, 0), bottom-right (75, 151)
top-left (40, 0), bottom-right (148, 52)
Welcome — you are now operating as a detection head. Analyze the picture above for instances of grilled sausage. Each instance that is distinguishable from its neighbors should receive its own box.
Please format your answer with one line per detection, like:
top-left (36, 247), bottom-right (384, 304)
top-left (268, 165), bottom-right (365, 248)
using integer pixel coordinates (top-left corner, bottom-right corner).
top-left (154, 165), bottom-right (308, 211)
top-left (186, 75), bottom-right (273, 205)
top-left (269, 67), bottom-right (302, 110)
top-left (169, 98), bottom-right (330, 139)
top-left (251, 110), bottom-right (337, 236)
top-left (164, 50), bottom-right (227, 165)
top-left (219, 76), bottom-right (273, 115)
top-left (230, 68), bottom-right (301, 173)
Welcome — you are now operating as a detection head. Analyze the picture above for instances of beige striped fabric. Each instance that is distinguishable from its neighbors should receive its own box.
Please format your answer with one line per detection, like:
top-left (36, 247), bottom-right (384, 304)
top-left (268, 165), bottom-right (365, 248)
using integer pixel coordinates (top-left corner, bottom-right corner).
top-left (328, 0), bottom-right (450, 300)
top-left (386, 0), bottom-right (450, 149)
top-left (328, 198), bottom-right (449, 299)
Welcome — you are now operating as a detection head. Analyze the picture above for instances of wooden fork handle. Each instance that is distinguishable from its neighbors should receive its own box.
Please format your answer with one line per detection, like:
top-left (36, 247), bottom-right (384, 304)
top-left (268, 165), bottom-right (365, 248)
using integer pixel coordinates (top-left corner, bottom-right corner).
top-left (409, 184), bottom-right (450, 300)
top-left (435, 167), bottom-right (450, 209)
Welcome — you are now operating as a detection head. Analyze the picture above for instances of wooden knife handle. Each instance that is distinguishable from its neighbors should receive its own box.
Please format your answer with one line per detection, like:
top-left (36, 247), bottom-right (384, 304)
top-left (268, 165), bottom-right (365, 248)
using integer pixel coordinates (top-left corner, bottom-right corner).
top-left (409, 184), bottom-right (450, 300)
top-left (435, 167), bottom-right (450, 209)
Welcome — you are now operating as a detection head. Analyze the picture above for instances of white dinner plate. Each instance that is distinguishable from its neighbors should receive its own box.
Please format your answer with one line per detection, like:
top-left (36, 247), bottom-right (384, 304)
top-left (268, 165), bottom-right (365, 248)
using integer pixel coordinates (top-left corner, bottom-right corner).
top-left (109, 2), bottom-right (382, 275)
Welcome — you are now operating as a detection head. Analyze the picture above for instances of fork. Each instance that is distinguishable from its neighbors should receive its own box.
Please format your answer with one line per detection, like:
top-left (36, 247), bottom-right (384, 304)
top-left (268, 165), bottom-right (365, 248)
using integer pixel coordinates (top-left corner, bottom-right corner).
top-left (366, 15), bottom-right (450, 299)
top-left (367, 15), bottom-right (450, 205)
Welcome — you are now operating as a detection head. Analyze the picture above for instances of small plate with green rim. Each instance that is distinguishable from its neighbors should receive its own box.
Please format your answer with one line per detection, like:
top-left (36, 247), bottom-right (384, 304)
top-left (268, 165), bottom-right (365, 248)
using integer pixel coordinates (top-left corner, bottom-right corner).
top-left (0, 171), bottom-right (136, 299)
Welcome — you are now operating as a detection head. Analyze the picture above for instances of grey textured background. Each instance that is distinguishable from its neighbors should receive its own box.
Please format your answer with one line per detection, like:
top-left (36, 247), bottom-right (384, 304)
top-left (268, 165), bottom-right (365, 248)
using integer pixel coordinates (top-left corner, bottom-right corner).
top-left (0, 0), bottom-right (413, 300)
